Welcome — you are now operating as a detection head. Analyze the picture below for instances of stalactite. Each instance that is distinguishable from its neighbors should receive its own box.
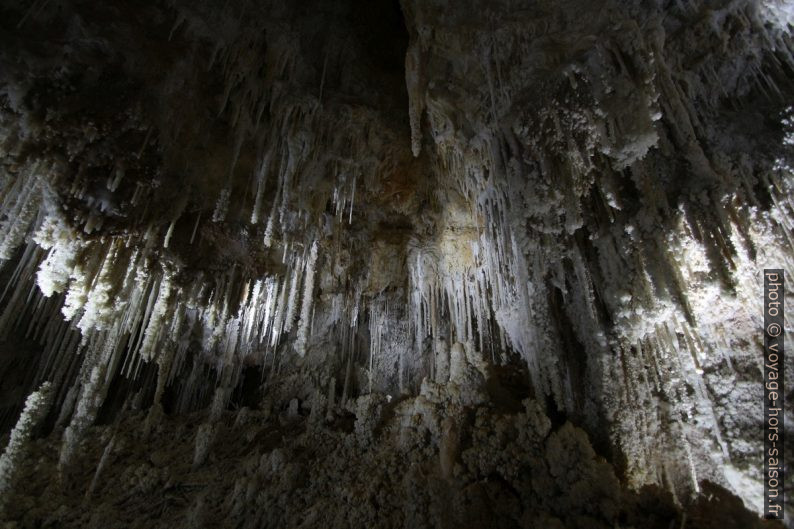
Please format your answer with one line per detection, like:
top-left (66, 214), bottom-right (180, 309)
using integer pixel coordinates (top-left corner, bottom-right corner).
top-left (295, 240), bottom-right (319, 357)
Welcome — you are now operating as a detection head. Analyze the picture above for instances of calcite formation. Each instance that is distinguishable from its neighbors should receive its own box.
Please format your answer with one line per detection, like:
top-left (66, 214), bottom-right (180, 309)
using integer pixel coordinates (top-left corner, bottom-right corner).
top-left (0, 366), bottom-right (778, 529)
top-left (0, 0), bottom-right (792, 526)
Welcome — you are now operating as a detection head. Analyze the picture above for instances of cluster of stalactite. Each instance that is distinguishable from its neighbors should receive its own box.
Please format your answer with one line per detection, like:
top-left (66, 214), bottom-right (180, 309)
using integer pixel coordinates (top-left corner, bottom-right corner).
top-left (0, 0), bottom-right (792, 521)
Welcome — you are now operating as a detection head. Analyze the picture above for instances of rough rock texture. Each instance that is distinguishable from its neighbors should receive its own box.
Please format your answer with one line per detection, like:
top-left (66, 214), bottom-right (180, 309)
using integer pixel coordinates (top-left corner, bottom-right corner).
top-left (0, 0), bottom-right (793, 526)
top-left (2, 366), bottom-right (785, 529)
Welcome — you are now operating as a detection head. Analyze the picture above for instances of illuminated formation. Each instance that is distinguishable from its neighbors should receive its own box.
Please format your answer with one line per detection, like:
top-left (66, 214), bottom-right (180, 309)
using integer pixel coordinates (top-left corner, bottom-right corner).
top-left (0, 0), bottom-right (791, 526)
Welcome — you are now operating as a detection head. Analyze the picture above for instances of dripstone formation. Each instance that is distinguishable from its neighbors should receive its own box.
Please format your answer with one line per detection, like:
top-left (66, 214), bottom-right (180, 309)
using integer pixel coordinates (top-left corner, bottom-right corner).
top-left (0, 0), bottom-right (792, 527)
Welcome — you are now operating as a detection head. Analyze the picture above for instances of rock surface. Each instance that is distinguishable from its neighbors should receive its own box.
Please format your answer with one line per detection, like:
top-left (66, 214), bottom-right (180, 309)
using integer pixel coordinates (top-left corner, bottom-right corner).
top-left (0, 0), bottom-right (792, 526)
